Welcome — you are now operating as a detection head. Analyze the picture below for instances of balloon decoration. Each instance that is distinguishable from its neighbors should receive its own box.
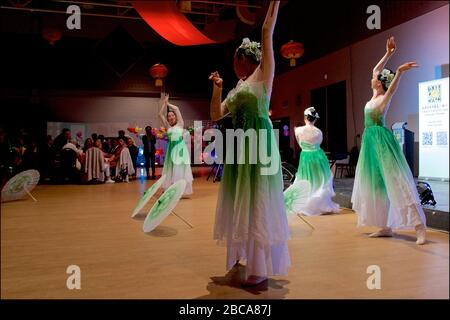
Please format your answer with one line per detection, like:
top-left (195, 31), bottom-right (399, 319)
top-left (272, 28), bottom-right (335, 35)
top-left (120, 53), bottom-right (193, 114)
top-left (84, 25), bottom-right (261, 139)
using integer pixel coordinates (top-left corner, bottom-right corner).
top-left (75, 131), bottom-right (83, 145)
top-left (280, 40), bottom-right (304, 67)
top-left (149, 63), bottom-right (168, 87)
top-left (152, 127), bottom-right (168, 141)
top-left (42, 27), bottom-right (62, 46)
top-left (127, 126), bottom-right (143, 135)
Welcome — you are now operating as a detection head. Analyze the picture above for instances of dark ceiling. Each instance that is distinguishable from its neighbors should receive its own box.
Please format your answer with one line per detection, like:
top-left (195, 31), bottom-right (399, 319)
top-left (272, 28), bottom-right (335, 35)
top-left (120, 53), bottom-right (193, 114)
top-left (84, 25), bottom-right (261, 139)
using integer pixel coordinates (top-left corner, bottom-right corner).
top-left (1, 0), bottom-right (448, 100)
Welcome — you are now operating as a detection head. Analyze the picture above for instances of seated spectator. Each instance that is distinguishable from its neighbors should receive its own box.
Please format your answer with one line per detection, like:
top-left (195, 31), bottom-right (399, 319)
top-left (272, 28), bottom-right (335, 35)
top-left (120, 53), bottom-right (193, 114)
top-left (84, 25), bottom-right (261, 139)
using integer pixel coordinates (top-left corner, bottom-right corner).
top-left (127, 137), bottom-right (138, 177)
top-left (118, 130), bottom-right (127, 143)
top-left (98, 135), bottom-right (109, 152)
top-left (40, 135), bottom-right (54, 181)
top-left (22, 139), bottom-right (40, 170)
top-left (110, 137), bottom-right (135, 182)
top-left (108, 137), bottom-right (124, 177)
top-left (15, 137), bottom-right (27, 157)
top-left (116, 140), bottom-right (135, 183)
top-left (108, 137), bottom-right (118, 154)
top-left (63, 139), bottom-right (83, 171)
top-left (83, 138), bottom-right (94, 152)
top-left (80, 138), bottom-right (94, 164)
top-left (0, 129), bottom-right (13, 183)
top-left (95, 138), bottom-right (103, 152)
top-left (84, 143), bottom-right (109, 183)
top-left (53, 128), bottom-right (71, 152)
top-left (94, 138), bottom-right (114, 183)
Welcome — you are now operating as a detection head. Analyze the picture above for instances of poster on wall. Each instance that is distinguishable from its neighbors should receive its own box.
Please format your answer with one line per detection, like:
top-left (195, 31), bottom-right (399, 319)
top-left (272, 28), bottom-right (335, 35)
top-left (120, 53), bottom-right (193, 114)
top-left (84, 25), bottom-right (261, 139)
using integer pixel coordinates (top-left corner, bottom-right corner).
top-left (418, 77), bottom-right (449, 180)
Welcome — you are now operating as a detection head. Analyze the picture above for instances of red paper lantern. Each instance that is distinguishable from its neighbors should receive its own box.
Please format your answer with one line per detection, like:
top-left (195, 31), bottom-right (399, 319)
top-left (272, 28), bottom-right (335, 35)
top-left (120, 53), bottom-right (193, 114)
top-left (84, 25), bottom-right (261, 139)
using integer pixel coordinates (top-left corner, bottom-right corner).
top-left (42, 28), bottom-right (62, 46)
top-left (149, 63), bottom-right (168, 87)
top-left (280, 40), bottom-right (304, 67)
top-left (236, 2), bottom-right (256, 25)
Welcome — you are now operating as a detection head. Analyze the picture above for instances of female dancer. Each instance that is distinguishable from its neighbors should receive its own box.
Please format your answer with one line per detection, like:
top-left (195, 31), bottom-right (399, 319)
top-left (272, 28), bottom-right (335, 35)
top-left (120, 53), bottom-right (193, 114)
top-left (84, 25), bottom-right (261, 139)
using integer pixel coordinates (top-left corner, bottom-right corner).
top-left (209, 1), bottom-right (289, 286)
top-left (294, 107), bottom-right (340, 215)
top-left (159, 93), bottom-right (193, 195)
top-left (351, 36), bottom-right (427, 245)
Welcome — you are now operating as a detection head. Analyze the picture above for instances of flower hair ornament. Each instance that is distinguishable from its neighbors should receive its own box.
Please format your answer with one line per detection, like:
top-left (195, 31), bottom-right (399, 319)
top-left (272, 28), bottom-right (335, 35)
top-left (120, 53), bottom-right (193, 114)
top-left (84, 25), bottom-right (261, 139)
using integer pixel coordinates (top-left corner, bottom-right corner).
top-left (378, 69), bottom-right (395, 89)
top-left (238, 38), bottom-right (262, 62)
top-left (304, 107), bottom-right (320, 119)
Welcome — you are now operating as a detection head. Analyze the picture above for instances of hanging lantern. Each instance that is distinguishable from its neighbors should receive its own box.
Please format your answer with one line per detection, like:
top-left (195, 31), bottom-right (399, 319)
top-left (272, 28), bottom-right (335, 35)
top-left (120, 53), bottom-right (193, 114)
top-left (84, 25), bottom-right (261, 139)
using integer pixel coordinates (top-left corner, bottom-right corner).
top-left (149, 63), bottom-right (168, 87)
top-left (236, 1), bottom-right (256, 25)
top-left (42, 27), bottom-right (62, 46)
top-left (280, 40), bottom-right (304, 67)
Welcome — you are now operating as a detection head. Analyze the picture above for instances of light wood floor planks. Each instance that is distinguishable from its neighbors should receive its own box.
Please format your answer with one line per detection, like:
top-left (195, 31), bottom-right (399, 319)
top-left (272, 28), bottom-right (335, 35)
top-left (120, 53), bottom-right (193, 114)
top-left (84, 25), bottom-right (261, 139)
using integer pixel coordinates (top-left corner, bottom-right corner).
top-left (1, 168), bottom-right (449, 299)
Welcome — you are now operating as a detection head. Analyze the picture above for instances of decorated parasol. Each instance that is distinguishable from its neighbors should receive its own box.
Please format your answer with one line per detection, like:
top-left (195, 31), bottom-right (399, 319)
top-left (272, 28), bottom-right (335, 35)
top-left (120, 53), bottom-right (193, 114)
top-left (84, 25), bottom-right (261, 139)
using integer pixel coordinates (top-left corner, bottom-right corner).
top-left (131, 174), bottom-right (166, 218)
top-left (283, 179), bottom-right (314, 230)
top-left (143, 179), bottom-right (192, 233)
top-left (1, 169), bottom-right (40, 202)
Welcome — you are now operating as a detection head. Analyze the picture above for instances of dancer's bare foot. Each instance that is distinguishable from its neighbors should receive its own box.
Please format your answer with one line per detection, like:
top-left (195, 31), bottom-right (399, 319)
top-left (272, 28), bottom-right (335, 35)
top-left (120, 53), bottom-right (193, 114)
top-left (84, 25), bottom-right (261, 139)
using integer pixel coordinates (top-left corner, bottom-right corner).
top-left (415, 224), bottom-right (426, 245)
top-left (369, 228), bottom-right (393, 238)
top-left (241, 275), bottom-right (268, 286)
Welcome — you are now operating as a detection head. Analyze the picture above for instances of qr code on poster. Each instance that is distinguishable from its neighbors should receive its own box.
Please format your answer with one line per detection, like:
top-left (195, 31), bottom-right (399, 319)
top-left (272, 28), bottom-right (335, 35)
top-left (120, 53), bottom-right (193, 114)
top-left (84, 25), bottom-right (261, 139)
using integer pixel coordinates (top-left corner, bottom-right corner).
top-left (422, 132), bottom-right (433, 146)
top-left (437, 131), bottom-right (448, 146)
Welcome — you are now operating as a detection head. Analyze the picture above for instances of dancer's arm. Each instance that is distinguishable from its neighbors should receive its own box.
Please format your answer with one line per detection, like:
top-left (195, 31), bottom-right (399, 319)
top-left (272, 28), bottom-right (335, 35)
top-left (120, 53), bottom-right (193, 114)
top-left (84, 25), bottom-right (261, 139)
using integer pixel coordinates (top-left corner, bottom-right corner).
top-left (209, 71), bottom-right (229, 121)
top-left (373, 36), bottom-right (396, 79)
top-left (380, 61), bottom-right (419, 112)
top-left (167, 102), bottom-right (185, 128)
top-left (260, 0), bottom-right (280, 90)
top-left (159, 93), bottom-right (170, 128)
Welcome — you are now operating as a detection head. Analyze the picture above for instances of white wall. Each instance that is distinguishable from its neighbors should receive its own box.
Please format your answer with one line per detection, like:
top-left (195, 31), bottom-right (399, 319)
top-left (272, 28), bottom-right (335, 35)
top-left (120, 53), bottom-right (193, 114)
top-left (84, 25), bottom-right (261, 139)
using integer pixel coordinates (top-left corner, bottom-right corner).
top-left (350, 4), bottom-right (449, 139)
top-left (273, 4), bottom-right (449, 175)
top-left (43, 94), bottom-right (210, 137)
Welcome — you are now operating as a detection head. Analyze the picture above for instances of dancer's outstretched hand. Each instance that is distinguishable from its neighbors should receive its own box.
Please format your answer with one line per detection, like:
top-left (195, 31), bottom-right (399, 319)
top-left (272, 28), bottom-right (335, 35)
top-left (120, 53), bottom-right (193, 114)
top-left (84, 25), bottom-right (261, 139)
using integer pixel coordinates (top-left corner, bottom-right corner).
top-left (397, 62), bottom-right (419, 73)
top-left (209, 71), bottom-right (223, 88)
top-left (386, 36), bottom-right (396, 55)
top-left (160, 92), bottom-right (169, 105)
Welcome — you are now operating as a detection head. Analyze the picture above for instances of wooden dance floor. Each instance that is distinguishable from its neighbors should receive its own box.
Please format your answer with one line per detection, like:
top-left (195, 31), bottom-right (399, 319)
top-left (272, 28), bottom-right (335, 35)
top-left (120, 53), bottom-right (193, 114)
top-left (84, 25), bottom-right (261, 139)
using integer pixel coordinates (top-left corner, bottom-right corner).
top-left (1, 168), bottom-right (449, 299)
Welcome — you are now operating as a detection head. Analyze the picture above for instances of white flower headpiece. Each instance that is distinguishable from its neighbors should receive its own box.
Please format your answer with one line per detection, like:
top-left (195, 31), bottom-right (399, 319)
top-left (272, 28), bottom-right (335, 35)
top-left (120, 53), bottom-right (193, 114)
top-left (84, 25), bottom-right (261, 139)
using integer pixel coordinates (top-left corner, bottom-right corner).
top-left (238, 38), bottom-right (262, 62)
top-left (304, 107), bottom-right (319, 119)
top-left (379, 69), bottom-right (395, 89)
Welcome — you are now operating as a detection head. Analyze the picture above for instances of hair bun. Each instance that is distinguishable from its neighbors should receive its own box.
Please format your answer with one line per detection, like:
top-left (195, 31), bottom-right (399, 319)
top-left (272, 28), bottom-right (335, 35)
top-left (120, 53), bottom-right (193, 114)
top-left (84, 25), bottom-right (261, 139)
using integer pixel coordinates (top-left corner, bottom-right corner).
top-left (304, 106), bottom-right (320, 119)
top-left (378, 68), bottom-right (396, 90)
top-left (237, 38), bottom-right (262, 62)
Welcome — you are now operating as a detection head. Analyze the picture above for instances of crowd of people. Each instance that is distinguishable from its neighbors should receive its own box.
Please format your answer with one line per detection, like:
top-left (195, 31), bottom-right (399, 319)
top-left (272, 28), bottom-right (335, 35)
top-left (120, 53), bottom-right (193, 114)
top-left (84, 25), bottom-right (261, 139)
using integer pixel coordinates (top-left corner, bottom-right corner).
top-left (0, 126), bottom-right (158, 186)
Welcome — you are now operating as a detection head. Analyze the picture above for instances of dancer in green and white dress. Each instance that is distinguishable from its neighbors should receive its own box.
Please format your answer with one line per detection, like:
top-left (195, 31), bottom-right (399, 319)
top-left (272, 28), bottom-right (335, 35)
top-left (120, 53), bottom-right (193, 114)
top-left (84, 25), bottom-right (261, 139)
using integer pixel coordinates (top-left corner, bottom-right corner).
top-left (209, 1), bottom-right (289, 286)
top-left (293, 107), bottom-right (339, 216)
top-left (351, 36), bottom-right (426, 245)
top-left (159, 93), bottom-right (193, 196)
